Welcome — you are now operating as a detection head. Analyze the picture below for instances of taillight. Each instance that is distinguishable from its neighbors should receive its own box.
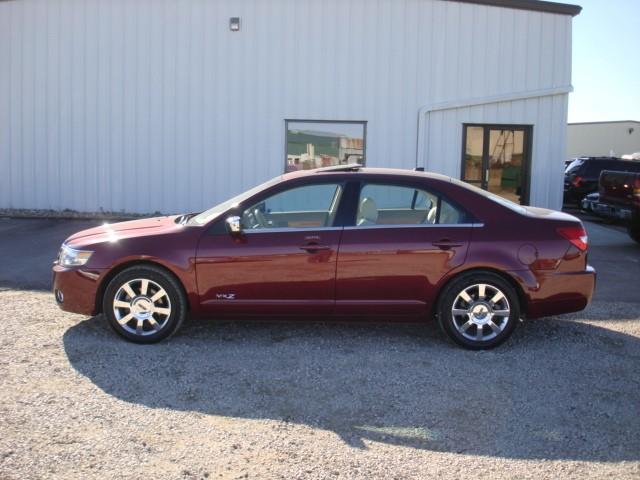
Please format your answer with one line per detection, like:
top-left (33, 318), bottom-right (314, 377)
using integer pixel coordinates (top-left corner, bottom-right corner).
top-left (634, 178), bottom-right (640, 197)
top-left (557, 226), bottom-right (588, 252)
top-left (572, 176), bottom-right (583, 187)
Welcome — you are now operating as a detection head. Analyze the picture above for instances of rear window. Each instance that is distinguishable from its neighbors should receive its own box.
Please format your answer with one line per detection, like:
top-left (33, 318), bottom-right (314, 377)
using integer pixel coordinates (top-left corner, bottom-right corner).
top-left (449, 178), bottom-right (527, 215)
top-left (618, 161), bottom-right (640, 173)
top-left (586, 159), bottom-right (640, 176)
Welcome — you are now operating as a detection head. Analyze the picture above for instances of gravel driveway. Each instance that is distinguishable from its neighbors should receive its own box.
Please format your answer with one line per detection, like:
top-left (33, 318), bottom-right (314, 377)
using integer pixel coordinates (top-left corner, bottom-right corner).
top-left (0, 218), bottom-right (639, 479)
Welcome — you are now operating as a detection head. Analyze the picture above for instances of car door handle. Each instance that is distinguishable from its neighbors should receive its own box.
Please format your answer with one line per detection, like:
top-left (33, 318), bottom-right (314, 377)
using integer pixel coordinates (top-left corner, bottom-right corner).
top-left (299, 244), bottom-right (331, 253)
top-left (432, 239), bottom-right (463, 250)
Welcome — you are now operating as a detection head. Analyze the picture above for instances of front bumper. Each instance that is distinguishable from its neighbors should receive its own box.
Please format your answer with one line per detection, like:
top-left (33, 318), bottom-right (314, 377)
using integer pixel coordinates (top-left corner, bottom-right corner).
top-left (52, 264), bottom-right (106, 316)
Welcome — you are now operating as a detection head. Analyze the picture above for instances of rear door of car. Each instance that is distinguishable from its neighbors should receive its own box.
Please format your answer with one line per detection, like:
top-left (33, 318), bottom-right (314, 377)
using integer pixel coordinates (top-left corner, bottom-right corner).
top-left (335, 178), bottom-right (473, 316)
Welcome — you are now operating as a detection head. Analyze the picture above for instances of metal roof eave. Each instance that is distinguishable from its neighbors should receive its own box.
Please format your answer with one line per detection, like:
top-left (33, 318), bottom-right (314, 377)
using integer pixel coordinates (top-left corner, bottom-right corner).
top-left (448, 0), bottom-right (582, 17)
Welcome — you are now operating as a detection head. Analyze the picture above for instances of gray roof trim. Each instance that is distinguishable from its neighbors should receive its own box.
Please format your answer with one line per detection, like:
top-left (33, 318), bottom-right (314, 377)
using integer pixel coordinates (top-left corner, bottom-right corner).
top-left (0, 0), bottom-right (583, 16)
top-left (448, 0), bottom-right (582, 16)
top-left (568, 120), bottom-right (640, 126)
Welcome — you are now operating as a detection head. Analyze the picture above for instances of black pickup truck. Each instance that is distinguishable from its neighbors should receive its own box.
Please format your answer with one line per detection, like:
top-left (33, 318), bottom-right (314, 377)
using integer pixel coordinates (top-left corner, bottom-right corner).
top-left (595, 169), bottom-right (640, 243)
top-left (564, 157), bottom-right (640, 204)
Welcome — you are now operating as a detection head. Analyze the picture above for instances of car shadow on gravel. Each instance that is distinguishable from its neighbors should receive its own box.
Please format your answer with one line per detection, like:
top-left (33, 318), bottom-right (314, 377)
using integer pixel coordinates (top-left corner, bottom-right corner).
top-left (63, 314), bottom-right (640, 462)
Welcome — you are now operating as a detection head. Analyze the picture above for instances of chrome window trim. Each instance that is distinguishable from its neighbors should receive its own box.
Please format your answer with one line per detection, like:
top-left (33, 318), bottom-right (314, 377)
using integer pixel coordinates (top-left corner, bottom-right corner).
top-left (343, 223), bottom-right (484, 231)
top-left (240, 224), bottom-right (484, 234)
top-left (242, 226), bottom-right (345, 234)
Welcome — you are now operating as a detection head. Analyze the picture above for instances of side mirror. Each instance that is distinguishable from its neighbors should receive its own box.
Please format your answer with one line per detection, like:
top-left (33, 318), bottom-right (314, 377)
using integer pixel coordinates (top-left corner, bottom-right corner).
top-left (225, 215), bottom-right (242, 234)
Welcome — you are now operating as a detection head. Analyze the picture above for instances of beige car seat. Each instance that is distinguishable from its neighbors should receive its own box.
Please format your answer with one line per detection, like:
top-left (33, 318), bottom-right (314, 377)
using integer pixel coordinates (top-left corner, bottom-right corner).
top-left (357, 197), bottom-right (378, 226)
top-left (427, 206), bottom-right (438, 224)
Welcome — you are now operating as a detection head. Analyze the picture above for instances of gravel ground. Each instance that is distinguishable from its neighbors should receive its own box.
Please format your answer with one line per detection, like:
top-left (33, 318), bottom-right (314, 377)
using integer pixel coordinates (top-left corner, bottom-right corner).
top-left (1, 289), bottom-right (639, 479)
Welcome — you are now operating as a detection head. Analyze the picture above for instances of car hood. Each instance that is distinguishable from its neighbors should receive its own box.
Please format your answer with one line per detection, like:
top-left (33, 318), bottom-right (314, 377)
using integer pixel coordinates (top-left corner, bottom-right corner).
top-left (65, 215), bottom-right (184, 247)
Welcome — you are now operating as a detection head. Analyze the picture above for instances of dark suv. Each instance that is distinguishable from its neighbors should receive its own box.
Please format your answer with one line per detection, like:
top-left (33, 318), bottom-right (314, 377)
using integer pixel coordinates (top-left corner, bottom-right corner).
top-left (564, 157), bottom-right (640, 204)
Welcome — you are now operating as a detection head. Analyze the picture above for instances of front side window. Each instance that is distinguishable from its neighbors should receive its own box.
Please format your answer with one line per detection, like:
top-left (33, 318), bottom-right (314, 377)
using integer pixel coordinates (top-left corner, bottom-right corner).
top-left (285, 120), bottom-right (366, 173)
top-left (242, 183), bottom-right (343, 230)
top-left (355, 183), bottom-right (466, 226)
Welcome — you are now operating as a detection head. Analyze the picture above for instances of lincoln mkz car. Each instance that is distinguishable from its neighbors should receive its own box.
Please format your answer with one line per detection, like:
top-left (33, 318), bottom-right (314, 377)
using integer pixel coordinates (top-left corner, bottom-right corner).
top-left (53, 165), bottom-right (596, 349)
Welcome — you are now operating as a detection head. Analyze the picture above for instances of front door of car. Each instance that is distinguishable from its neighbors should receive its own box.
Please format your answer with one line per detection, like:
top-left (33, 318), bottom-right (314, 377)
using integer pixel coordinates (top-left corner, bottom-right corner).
top-left (195, 182), bottom-right (344, 315)
top-left (335, 182), bottom-right (472, 316)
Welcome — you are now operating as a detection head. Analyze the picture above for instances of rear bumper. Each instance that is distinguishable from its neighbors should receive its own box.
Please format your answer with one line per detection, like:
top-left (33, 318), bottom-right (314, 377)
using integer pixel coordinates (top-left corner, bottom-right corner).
top-left (592, 202), bottom-right (634, 221)
top-left (52, 264), bottom-right (105, 316)
top-left (512, 265), bottom-right (596, 319)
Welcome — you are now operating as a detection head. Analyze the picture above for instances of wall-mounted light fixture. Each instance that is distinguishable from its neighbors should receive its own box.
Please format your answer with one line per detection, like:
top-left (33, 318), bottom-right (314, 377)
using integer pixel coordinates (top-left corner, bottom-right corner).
top-left (629, 127), bottom-right (635, 135)
top-left (229, 17), bottom-right (240, 32)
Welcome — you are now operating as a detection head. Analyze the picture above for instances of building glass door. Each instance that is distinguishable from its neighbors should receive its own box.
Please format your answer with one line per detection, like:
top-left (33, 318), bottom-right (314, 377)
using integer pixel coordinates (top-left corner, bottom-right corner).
top-left (462, 124), bottom-right (532, 205)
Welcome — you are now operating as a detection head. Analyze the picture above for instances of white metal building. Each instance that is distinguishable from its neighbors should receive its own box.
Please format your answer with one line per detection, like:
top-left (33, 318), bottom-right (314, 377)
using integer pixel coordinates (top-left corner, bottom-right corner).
top-left (0, 0), bottom-right (581, 214)
top-left (567, 121), bottom-right (640, 159)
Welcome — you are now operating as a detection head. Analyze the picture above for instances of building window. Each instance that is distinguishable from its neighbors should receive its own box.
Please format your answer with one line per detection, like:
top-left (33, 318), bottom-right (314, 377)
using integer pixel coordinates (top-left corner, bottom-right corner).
top-left (285, 120), bottom-right (366, 173)
top-left (462, 124), bottom-right (532, 205)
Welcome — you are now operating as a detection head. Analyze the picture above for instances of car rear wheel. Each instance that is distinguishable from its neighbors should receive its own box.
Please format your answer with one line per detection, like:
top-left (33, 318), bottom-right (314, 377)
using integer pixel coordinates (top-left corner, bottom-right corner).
top-left (437, 272), bottom-right (520, 350)
top-left (103, 265), bottom-right (187, 343)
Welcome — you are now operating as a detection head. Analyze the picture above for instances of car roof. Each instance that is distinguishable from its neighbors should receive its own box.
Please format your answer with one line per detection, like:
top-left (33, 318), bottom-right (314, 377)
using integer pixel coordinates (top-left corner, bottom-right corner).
top-left (283, 166), bottom-right (454, 183)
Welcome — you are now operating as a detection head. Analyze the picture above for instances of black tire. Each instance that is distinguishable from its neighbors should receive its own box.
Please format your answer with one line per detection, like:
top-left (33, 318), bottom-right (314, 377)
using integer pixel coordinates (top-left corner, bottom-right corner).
top-left (437, 271), bottom-right (520, 350)
top-left (103, 265), bottom-right (187, 344)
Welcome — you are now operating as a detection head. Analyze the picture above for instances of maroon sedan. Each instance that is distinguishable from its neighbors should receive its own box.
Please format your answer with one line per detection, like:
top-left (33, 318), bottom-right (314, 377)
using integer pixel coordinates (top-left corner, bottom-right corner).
top-left (53, 166), bottom-right (595, 349)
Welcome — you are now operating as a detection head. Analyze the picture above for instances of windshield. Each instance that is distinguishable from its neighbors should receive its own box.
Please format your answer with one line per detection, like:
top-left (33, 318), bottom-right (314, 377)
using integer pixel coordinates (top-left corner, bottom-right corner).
top-left (449, 177), bottom-right (528, 214)
top-left (187, 176), bottom-right (282, 226)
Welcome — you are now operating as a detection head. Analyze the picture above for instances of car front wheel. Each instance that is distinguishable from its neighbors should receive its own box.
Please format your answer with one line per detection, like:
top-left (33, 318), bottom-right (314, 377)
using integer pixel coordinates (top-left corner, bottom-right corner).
top-left (437, 272), bottom-right (520, 350)
top-left (103, 265), bottom-right (187, 343)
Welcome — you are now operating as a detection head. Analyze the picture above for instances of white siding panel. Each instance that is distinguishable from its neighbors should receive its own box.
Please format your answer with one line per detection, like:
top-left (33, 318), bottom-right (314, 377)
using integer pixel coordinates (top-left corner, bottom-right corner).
top-left (0, 0), bottom-right (574, 213)
top-left (0, 3), bottom-right (12, 208)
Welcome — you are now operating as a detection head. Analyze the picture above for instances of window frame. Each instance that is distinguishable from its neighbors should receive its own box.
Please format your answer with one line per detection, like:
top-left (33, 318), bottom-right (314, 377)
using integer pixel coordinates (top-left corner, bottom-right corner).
top-left (346, 179), bottom-right (475, 229)
top-left (284, 119), bottom-right (367, 173)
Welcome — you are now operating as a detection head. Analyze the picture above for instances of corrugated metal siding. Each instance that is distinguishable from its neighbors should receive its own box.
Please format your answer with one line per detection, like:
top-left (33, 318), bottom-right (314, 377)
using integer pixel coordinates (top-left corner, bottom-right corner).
top-left (0, 0), bottom-right (573, 213)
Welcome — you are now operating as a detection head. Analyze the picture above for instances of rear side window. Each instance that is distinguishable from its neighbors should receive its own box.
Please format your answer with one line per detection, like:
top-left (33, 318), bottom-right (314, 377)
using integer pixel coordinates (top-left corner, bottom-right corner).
top-left (610, 160), bottom-right (640, 173)
top-left (585, 160), bottom-right (606, 176)
top-left (586, 159), bottom-right (640, 176)
top-left (355, 183), bottom-right (468, 226)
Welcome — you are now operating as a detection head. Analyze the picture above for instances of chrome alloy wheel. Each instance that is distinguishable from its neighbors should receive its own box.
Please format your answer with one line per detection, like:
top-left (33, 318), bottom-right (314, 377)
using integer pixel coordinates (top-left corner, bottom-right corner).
top-left (112, 278), bottom-right (172, 336)
top-left (451, 283), bottom-right (511, 342)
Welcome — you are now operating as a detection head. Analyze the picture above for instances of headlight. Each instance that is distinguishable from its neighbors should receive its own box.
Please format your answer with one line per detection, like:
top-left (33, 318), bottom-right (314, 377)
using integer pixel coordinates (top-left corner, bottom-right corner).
top-left (58, 244), bottom-right (93, 267)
